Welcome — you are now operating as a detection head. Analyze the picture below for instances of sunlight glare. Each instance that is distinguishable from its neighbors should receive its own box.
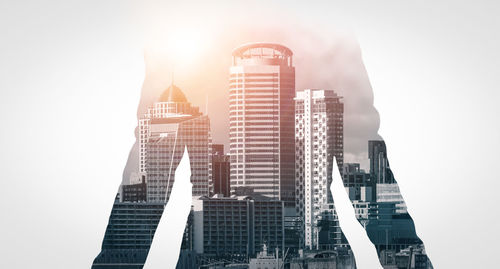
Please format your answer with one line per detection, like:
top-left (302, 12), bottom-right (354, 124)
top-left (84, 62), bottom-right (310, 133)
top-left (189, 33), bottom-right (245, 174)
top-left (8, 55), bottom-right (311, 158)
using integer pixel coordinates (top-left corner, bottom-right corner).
top-left (162, 27), bottom-right (209, 67)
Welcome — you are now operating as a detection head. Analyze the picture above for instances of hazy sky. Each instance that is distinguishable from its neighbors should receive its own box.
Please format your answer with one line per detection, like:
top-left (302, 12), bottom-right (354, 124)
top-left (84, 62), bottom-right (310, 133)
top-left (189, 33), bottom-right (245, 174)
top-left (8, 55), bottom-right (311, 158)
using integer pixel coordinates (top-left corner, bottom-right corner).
top-left (123, 16), bottom-right (382, 180)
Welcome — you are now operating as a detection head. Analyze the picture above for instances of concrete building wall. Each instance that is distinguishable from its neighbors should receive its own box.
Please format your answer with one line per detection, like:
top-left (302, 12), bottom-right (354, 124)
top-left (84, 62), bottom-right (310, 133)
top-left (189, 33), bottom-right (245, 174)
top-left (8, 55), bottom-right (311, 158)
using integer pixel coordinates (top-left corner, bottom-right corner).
top-left (295, 89), bottom-right (343, 249)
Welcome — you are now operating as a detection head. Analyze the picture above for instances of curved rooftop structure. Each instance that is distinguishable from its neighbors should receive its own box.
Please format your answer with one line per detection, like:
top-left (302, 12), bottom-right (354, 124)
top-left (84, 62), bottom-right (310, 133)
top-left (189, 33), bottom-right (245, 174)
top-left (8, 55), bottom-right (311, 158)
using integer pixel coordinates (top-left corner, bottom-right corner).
top-left (158, 84), bottom-right (187, 103)
top-left (232, 42), bottom-right (293, 57)
top-left (231, 42), bottom-right (293, 67)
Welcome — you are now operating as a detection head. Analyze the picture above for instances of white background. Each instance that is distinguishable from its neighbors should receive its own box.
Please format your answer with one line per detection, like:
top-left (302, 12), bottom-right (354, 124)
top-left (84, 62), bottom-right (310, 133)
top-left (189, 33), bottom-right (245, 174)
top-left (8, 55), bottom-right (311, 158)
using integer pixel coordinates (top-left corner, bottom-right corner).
top-left (1, 1), bottom-right (499, 268)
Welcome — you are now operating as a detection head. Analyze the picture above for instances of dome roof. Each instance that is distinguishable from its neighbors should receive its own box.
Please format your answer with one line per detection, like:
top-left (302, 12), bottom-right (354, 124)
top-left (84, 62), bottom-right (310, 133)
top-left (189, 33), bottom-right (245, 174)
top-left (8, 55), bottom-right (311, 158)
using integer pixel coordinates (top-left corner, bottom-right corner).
top-left (158, 84), bottom-right (187, 103)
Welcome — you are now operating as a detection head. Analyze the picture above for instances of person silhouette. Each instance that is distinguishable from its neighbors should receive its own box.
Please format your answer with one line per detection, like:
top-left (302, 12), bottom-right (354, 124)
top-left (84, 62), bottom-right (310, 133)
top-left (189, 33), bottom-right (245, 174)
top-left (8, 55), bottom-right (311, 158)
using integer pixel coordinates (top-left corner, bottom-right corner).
top-left (92, 38), bottom-right (432, 269)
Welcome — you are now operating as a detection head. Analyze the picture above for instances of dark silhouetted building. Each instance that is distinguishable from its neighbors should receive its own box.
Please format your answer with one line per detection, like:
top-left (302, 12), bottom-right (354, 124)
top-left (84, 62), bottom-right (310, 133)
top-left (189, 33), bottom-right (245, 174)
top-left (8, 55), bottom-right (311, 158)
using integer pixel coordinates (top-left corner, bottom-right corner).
top-left (91, 199), bottom-right (164, 269)
top-left (368, 140), bottom-right (395, 184)
top-left (342, 163), bottom-right (375, 202)
top-left (121, 176), bottom-right (147, 202)
top-left (366, 202), bottom-right (422, 253)
top-left (212, 144), bottom-right (230, 197)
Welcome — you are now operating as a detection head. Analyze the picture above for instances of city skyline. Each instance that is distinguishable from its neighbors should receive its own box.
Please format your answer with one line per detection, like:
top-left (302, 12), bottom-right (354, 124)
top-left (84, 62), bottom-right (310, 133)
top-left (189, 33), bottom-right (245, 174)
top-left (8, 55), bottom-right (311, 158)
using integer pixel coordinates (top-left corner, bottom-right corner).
top-left (93, 41), bottom-right (431, 269)
top-left (2, 1), bottom-right (495, 268)
top-left (122, 30), bottom-right (382, 183)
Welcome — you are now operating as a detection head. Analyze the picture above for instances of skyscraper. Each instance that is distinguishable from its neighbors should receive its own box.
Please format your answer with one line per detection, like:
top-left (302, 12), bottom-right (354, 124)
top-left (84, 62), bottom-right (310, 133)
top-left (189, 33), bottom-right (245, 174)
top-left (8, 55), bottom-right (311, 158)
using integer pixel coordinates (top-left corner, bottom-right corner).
top-left (368, 140), bottom-right (395, 184)
top-left (139, 84), bottom-right (212, 203)
top-left (229, 43), bottom-right (295, 206)
top-left (294, 89), bottom-right (344, 249)
top-left (211, 144), bottom-right (230, 197)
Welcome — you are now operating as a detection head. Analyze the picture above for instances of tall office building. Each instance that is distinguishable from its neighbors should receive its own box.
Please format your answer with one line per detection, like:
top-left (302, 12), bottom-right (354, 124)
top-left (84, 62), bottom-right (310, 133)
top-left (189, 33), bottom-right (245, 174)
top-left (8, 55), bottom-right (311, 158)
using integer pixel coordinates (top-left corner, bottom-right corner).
top-left (368, 140), bottom-right (395, 184)
top-left (211, 144), bottom-right (230, 197)
top-left (139, 84), bottom-right (212, 203)
top-left (229, 43), bottom-right (296, 206)
top-left (295, 89), bottom-right (344, 249)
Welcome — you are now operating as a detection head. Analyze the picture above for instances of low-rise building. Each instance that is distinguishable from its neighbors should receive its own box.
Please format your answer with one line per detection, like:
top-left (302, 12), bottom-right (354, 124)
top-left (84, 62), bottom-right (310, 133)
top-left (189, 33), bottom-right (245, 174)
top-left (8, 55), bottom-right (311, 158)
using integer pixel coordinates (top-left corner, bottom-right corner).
top-left (376, 183), bottom-right (407, 213)
top-left (91, 199), bottom-right (164, 269)
top-left (366, 202), bottom-right (423, 253)
top-left (191, 195), bottom-right (284, 258)
top-left (249, 244), bottom-right (283, 269)
top-left (290, 248), bottom-right (355, 269)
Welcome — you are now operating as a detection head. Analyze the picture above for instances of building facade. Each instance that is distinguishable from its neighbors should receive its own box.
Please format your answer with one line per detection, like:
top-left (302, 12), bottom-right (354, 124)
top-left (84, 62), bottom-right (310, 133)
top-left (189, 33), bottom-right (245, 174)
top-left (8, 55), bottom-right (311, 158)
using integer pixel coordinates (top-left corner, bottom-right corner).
top-left (191, 195), bottom-right (284, 258)
top-left (377, 183), bottom-right (407, 213)
top-left (229, 43), bottom-right (296, 206)
top-left (139, 84), bottom-right (212, 203)
top-left (211, 144), bottom-right (231, 197)
top-left (91, 199), bottom-right (164, 269)
top-left (368, 140), bottom-right (395, 184)
top-left (248, 244), bottom-right (283, 269)
top-left (366, 202), bottom-right (423, 253)
top-left (343, 163), bottom-right (375, 202)
top-left (121, 176), bottom-right (147, 202)
top-left (295, 89), bottom-right (344, 250)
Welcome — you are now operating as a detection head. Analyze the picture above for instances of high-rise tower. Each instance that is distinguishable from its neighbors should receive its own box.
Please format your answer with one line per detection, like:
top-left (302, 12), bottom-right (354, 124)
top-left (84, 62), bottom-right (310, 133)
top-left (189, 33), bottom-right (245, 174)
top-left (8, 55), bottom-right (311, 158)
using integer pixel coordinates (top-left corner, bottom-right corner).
top-left (295, 89), bottom-right (344, 249)
top-left (139, 84), bottom-right (212, 203)
top-left (211, 144), bottom-right (230, 197)
top-left (229, 43), bottom-right (295, 206)
top-left (368, 140), bottom-right (394, 184)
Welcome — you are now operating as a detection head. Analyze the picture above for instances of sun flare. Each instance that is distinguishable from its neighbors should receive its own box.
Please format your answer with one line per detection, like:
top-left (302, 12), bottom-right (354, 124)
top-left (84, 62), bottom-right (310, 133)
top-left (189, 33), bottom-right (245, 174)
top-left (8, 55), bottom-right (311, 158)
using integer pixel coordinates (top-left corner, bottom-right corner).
top-left (148, 26), bottom-right (211, 69)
